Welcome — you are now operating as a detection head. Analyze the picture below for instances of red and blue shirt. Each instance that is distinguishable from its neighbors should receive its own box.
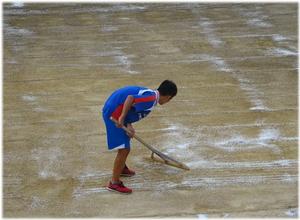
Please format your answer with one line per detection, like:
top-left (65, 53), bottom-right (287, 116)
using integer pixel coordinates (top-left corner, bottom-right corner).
top-left (102, 86), bottom-right (159, 124)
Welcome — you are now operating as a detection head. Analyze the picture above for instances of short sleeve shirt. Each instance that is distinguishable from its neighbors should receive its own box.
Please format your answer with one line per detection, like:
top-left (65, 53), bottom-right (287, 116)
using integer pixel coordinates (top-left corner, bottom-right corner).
top-left (102, 86), bottom-right (159, 124)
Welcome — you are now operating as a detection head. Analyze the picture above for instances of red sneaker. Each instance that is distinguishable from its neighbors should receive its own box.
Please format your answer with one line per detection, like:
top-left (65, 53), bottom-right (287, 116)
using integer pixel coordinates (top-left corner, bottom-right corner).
top-left (121, 165), bottom-right (136, 177)
top-left (106, 181), bottom-right (132, 194)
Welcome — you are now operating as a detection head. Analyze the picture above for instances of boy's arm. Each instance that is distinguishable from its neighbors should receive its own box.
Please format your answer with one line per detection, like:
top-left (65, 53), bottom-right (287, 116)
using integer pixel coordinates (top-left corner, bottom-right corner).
top-left (117, 95), bottom-right (134, 127)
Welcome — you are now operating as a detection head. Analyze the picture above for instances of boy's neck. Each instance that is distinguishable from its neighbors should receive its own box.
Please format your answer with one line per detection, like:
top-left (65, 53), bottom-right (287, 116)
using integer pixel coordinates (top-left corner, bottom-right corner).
top-left (154, 90), bottom-right (160, 105)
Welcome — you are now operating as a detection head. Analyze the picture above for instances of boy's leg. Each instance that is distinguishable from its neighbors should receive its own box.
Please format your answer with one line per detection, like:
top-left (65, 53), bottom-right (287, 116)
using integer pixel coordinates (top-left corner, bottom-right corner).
top-left (112, 148), bottom-right (130, 182)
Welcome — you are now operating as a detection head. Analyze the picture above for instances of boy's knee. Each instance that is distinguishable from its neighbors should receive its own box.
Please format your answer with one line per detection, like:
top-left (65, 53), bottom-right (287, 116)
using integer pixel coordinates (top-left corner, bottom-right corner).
top-left (118, 148), bottom-right (130, 155)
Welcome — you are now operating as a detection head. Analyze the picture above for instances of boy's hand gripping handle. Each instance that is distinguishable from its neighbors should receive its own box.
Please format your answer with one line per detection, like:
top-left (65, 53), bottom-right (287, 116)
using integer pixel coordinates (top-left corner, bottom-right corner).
top-left (110, 117), bottom-right (133, 136)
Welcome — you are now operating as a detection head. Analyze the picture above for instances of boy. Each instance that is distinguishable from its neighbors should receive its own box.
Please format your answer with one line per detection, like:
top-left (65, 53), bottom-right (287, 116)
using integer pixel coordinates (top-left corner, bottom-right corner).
top-left (102, 80), bottom-right (177, 194)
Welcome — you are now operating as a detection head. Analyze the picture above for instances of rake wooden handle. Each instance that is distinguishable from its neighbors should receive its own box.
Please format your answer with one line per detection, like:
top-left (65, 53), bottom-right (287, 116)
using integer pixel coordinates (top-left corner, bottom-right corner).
top-left (110, 117), bottom-right (190, 170)
top-left (110, 117), bottom-right (160, 153)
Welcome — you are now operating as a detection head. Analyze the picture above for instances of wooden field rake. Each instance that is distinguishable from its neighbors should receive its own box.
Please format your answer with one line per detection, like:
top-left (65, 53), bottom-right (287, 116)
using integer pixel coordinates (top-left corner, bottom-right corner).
top-left (111, 117), bottom-right (190, 170)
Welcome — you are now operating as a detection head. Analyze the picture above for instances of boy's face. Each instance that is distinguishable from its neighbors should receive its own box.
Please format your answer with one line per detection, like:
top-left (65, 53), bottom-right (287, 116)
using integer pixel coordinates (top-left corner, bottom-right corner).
top-left (159, 95), bottom-right (173, 105)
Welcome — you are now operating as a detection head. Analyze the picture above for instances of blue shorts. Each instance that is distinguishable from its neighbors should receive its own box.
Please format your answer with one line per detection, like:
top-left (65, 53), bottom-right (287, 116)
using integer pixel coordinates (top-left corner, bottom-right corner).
top-left (102, 107), bottom-right (130, 151)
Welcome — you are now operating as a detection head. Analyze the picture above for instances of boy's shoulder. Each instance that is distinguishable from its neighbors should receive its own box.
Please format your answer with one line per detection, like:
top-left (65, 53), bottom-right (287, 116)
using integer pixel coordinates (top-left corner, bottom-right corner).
top-left (116, 85), bottom-right (149, 93)
top-left (123, 85), bottom-right (147, 90)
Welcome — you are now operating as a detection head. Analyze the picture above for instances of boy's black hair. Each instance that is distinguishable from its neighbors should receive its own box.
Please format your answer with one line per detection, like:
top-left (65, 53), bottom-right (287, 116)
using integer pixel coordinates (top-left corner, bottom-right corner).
top-left (157, 80), bottom-right (177, 97)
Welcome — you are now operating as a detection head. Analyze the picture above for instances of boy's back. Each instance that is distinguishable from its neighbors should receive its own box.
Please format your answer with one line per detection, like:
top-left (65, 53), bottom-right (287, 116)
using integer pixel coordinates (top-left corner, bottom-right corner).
top-left (104, 86), bottom-right (148, 111)
top-left (103, 85), bottom-right (158, 124)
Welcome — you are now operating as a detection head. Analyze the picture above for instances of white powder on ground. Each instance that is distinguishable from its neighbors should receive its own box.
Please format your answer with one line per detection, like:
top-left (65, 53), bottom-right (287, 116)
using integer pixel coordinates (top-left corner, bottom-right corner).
top-left (187, 159), bottom-right (297, 170)
top-left (198, 17), bottom-right (224, 48)
top-left (31, 147), bottom-right (65, 180)
top-left (197, 214), bottom-right (208, 219)
top-left (247, 18), bottom-right (272, 28)
top-left (209, 128), bottom-right (281, 152)
top-left (191, 54), bottom-right (231, 72)
top-left (285, 209), bottom-right (298, 217)
top-left (266, 48), bottom-right (298, 57)
top-left (272, 34), bottom-right (289, 42)
top-left (22, 95), bottom-right (37, 102)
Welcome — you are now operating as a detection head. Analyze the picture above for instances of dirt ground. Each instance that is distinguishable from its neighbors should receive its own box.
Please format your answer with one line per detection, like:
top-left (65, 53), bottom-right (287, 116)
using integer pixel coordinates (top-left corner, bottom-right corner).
top-left (3, 3), bottom-right (298, 218)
